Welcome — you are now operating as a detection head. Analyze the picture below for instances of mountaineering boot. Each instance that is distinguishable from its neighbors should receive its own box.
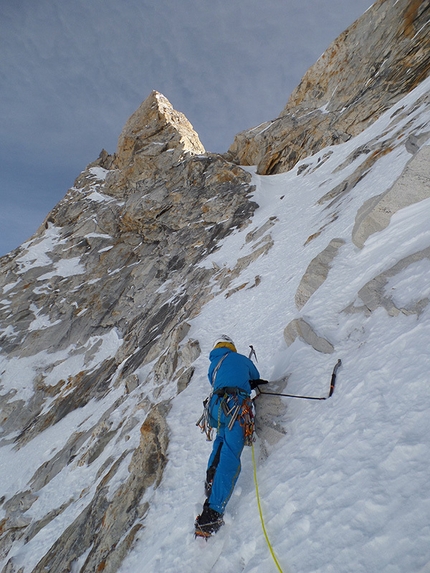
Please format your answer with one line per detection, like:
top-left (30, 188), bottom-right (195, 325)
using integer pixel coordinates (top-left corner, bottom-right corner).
top-left (195, 500), bottom-right (224, 538)
top-left (205, 466), bottom-right (216, 498)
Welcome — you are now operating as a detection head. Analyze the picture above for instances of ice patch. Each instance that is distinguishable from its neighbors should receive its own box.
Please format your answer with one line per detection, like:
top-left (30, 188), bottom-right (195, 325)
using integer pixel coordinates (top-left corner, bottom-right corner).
top-left (28, 303), bottom-right (62, 331)
top-left (38, 257), bottom-right (85, 280)
top-left (89, 166), bottom-right (109, 181)
top-left (16, 225), bottom-right (66, 274)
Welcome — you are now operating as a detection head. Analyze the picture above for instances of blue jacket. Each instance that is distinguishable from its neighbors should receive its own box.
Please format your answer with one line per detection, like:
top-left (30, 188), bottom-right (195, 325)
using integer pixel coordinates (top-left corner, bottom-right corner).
top-left (208, 347), bottom-right (260, 395)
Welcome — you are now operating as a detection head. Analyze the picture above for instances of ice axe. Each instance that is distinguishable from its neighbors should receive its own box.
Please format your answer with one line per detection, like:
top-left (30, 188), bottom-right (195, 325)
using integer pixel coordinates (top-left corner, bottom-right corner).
top-left (256, 359), bottom-right (342, 401)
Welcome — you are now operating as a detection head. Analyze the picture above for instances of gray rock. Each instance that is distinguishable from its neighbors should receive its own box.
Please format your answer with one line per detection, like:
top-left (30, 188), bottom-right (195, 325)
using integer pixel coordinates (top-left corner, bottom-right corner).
top-left (27, 402), bottom-right (169, 573)
top-left (284, 318), bottom-right (334, 354)
top-left (295, 238), bottom-right (345, 309)
top-left (352, 145), bottom-right (430, 248)
top-left (344, 246), bottom-right (430, 316)
top-left (255, 376), bottom-right (289, 456)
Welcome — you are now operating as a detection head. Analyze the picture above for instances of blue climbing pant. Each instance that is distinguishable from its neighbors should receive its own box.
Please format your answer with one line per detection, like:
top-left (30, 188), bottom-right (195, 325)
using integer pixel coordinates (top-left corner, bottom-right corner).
top-left (207, 393), bottom-right (246, 515)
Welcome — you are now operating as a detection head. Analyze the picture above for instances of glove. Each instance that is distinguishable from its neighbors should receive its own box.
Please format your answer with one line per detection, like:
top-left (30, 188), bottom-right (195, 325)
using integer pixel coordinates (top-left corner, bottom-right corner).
top-left (250, 379), bottom-right (268, 390)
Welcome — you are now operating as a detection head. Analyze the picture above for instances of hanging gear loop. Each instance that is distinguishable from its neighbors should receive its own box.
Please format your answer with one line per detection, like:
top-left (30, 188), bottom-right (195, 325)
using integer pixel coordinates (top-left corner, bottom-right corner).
top-left (196, 353), bottom-right (231, 440)
top-left (196, 396), bottom-right (213, 440)
top-left (197, 390), bottom-right (256, 446)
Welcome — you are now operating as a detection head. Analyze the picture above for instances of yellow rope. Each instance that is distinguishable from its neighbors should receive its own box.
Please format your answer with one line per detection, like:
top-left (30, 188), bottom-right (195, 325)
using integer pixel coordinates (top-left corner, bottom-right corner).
top-left (252, 443), bottom-right (284, 573)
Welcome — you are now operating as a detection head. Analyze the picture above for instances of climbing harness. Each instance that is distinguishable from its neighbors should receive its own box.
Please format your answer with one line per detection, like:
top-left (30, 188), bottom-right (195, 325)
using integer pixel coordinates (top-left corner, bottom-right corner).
top-left (197, 390), bottom-right (256, 446)
top-left (221, 395), bottom-right (241, 429)
top-left (252, 442), bottom-right (284, 573)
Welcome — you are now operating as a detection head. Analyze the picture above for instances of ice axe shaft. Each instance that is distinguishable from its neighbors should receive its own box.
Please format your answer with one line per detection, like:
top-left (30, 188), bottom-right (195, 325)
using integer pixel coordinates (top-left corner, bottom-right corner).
top-left (260, 359), bottom-right (342, 401)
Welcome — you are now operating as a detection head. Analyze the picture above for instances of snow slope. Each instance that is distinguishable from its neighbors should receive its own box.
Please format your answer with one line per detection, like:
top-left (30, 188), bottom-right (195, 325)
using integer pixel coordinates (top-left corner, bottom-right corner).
top-left (118, 77), bottom-right (430, 573)
top-left (1, 79), bottom-right (430, 573)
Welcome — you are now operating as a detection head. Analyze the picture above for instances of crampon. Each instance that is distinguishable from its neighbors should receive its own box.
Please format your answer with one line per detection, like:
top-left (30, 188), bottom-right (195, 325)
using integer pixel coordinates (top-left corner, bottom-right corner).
top-left (194, 503), bottom-right (224, 539)
top-left (194, 519), bottom-right (224, 539)
top-left (194, 526), bottom-right (212, 540)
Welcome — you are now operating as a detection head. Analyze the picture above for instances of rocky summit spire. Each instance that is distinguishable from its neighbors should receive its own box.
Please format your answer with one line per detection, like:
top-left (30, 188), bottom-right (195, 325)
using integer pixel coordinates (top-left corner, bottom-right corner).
top-left (110, 91), bottom-right (205, 190)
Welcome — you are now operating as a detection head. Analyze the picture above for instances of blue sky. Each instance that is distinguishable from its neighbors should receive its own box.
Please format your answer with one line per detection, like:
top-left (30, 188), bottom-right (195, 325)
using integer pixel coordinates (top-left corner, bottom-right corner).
top-left (0, 0), bottom-right (374, 257)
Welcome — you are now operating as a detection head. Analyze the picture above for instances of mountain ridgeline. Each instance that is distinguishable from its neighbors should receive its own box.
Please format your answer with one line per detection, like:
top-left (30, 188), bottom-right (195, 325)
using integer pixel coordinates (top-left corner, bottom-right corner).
top-left (0, 1), bottom-right (429, 571)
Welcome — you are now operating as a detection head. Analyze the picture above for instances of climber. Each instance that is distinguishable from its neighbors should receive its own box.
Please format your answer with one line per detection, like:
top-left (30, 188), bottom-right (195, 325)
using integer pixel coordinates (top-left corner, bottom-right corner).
top-left (195, 334), bottom-right (267, 537)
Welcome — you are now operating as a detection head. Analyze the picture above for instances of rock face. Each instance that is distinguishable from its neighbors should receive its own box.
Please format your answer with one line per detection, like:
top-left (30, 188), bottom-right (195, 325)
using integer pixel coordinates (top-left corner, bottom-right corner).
top-left (0, 92), bottom-right (259, 572)
top-left (228, 0), bottom-right (430, 174)
top-left (31, 403), bottom-right (170, 573)
top-left (344, 245), bottom-right (430, 317)
top-left (1, 2), bottom-right (430, 572)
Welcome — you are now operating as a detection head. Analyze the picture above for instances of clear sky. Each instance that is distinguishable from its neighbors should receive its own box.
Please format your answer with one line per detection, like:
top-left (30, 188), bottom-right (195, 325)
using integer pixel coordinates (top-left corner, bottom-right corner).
top-left (0, 0), bottom-right (374, 257)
